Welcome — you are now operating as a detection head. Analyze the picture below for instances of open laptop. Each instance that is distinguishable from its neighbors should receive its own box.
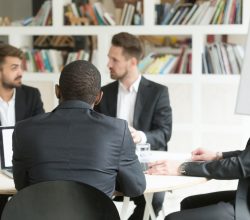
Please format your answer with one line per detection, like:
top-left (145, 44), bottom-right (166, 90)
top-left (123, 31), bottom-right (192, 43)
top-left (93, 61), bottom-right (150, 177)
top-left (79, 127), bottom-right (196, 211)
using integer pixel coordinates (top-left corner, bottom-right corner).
top-left (0, 126), bottom-right (14, 178)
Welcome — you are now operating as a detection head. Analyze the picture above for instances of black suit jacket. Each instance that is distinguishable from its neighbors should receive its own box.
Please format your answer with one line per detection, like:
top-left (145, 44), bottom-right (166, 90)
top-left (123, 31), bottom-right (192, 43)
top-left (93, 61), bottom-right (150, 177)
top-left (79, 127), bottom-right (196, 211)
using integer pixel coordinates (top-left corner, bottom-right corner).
top-left (95, 76), bottom-right (172, 151)
top-left (13, 100), bottom-right (146, 198)
top-left (0, 85), bottom-right (44, 125)
top-left (184, 138), bottom-right (250, 220)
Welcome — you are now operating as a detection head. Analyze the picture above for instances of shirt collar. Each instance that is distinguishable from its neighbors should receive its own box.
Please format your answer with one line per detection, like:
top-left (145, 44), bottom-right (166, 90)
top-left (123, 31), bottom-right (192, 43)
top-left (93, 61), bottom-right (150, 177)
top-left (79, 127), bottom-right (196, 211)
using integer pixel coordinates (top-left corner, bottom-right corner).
top-left (0, 88), bottom-right (16, 104)
top-left (119, 74), bottom-right (141, 93)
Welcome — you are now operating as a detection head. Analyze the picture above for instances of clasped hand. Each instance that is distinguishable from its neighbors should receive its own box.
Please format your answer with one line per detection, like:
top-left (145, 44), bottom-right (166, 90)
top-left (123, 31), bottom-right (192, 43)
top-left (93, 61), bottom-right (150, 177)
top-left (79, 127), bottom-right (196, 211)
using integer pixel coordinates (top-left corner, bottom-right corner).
top-left (146, 148), bottom-right (219, 176)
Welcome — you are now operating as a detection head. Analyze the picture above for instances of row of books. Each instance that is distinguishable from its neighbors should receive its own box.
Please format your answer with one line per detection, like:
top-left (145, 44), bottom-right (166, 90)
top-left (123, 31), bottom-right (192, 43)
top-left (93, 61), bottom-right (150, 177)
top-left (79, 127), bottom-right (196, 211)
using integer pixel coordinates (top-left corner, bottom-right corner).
top-left (22, 49), bottom-right (90, 73)
top-left (64, 1), bottom-right (143, 26)
top-left (202, 42), bottom-right (244, 74)
top-left (119, 2), bottom-right (143, 25)
top-left (138, 47), bottom-right (192, 74)
top-left (155, 0), bottom-right (242, 25)
top-left (64, 1), bottom-right (114, 26)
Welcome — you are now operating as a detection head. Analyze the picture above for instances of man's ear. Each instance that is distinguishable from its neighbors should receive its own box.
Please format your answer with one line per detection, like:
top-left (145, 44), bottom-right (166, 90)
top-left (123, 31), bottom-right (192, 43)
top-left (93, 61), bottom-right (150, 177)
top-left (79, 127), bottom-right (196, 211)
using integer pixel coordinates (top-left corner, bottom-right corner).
top-left (94, 91), bottom-right (103, 106)
top-left (55, 84), bottom-right (61, 99)
top-left (130, 57), bottom-right (138, 67)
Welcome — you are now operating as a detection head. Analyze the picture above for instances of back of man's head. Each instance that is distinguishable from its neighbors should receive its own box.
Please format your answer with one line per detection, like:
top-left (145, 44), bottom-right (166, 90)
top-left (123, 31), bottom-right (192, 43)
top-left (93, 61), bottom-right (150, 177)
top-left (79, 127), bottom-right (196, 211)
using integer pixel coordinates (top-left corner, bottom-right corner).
top-left (111, 32), bottom-right (143, 61)
top-left (59, 60), bottom-right (101, 105)
top-left (0, 43), bottom-right (23, 67)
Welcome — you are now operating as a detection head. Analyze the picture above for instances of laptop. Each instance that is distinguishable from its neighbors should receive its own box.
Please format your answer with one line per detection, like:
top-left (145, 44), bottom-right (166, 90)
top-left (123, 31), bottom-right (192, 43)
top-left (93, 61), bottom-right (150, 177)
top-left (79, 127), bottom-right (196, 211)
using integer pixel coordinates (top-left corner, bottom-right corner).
top-left (0, 126), bottom-right (14, 178)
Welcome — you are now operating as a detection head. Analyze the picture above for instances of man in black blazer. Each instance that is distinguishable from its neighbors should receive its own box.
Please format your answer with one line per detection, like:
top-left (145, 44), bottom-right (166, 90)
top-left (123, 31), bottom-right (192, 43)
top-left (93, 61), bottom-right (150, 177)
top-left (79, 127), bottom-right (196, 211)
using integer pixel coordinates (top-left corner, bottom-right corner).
top-left (0, 43), bottom-right (44, 214)
top-left (95, 32), bottom-right (172, 219)
top-left (0, 44), bottom-right (44, 126)
top-left (147, 139), bottom-right (250, 220)
top-left (12, 60), bottom-right (146, 200)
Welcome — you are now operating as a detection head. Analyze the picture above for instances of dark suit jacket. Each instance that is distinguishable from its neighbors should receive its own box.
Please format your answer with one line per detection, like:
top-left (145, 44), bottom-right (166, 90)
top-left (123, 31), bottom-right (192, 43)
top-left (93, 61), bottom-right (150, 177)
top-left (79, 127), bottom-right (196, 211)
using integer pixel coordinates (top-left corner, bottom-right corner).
top-left (13, 100), bottom-right (146, 198)
top-left (0, 85), bottom-right (44, 125)
top-left (95, 76), bottom-right (172, 151)
top-left (184, 138), bottom-right (250, 220)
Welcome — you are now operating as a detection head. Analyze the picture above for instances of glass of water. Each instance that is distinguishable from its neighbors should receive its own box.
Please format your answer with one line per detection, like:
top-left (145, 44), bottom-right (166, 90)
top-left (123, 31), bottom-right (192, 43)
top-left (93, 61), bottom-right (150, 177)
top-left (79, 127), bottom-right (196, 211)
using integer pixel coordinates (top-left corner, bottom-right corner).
top-left (136, 143), bottom-right (151, 171)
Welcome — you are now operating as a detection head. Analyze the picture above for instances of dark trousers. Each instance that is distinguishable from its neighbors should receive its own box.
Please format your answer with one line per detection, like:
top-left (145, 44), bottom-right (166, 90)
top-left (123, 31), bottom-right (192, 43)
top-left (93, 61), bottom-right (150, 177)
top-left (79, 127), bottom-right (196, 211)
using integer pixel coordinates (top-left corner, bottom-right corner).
top-left (128, 192), bottom-right (165, 220)
top-left (165, 191), bottom-right (236, 220)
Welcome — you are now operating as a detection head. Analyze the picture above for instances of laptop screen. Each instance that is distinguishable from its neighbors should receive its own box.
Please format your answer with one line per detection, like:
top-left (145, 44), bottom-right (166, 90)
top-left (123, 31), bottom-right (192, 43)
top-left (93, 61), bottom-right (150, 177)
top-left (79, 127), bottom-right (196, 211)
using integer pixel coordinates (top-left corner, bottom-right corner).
top-left (0, 126), bottom-right (14, 169)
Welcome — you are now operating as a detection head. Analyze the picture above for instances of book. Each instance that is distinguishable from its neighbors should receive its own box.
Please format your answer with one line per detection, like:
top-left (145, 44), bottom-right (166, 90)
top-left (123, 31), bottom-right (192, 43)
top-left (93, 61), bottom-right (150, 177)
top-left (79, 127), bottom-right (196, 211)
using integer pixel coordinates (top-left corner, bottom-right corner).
top-left (214, 43), bottom-right (226, 74)
top-left (32, 0), bottom-right (51, 26)
top-left (181, 3), bottom-right (198, 25)
top-left (220, 43), bottom-right (232, 74)
top-left (84, 3), bottom-right (98, 25)
top-left (159, 55), bottom-right (178, 74)
top-left (138, 53), bottom-right (155, 73)
top-left (188, 1), bottom-right (209, 25)
top-left (223, 0), bottom-right (234, 24)
top-left (133, 1), bottom-right (142, 25)
top-left (169, 7), bottom-right (182, 25)
top-left (226, 44), bottom-right (240, 74)
top-left (200, 0), bottom-right (219, 25)
top-left (229, 0), bottom-right (237, 24)
top-left (235, 0), bottom-right (242, 24)
top-left (124, 4), bottom-right (135, 25)
top-left (41, 50), bottom-right (53, 73)
top-left (161, 0), bottom-right (181, 25)
top-left (119, 3), bottom-right (128, 25)
top-left (93, 2), bottom-right (107, 25)
top-left (174, 6), bottom-right (191, 25)
top-left (211, 0), bottom-right (225, 24)
top-left (194, 1), bottom-right (210, 25)
top-left (103, 12), bottom-right (116, 25)
top-left (155, 4), bottom-right (165, 25)
top-left (202, 53), bottom-right (209, 74)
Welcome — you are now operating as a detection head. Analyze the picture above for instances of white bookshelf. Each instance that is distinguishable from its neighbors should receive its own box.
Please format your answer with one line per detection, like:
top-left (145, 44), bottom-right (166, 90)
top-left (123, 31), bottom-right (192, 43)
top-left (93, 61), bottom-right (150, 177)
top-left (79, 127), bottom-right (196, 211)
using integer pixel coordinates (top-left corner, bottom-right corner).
top-left (1, 0), bottom-right (250, 153)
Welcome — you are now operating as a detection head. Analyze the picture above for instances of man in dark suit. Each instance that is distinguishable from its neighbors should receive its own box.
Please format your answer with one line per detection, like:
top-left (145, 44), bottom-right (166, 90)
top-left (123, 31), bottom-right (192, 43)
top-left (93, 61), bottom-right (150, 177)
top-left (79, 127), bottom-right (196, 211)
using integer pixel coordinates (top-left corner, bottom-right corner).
top-left (0, 43), bottom-right (44, 126)
top-left (95, 32), bottom-right (172, 219)
top-left (147, 140), bottom-right (250, 220)
top-left (0, 43), bottom-right (44, 213)
top-left (12, 60), bottom-right (146, 200)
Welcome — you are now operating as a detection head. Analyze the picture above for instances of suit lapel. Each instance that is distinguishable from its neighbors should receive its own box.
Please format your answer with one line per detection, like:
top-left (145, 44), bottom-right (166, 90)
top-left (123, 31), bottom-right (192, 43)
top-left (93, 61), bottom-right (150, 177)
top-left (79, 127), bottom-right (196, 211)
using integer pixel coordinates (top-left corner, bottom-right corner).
top-left (107, 81), bottom-right (118, 117)
top-left (133, 77), bottom-right (149, 127)
top-left (15, 88), bottom-right (26, 122)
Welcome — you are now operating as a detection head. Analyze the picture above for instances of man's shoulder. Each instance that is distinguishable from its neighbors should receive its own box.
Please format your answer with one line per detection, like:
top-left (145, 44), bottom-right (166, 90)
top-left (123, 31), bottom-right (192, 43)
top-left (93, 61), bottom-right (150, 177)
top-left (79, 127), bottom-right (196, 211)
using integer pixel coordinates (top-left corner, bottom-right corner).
top-left (18, 84), bottom-right (39, 93)
top-left (93, 110), bottom-right (126, 128)
top-left (15, 112), bottom-right (49, 128)
top-left (101, 81), bottom-right (118, 91)
top-left (141, 76), bottom-right (167, 91)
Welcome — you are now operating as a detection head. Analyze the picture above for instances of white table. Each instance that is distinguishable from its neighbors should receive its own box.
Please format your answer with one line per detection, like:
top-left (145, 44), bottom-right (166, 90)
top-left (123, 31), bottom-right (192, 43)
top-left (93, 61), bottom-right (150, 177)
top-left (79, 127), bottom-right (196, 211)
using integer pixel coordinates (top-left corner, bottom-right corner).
top-left (0, 172), bottom-right (15, 195)
top-left (120, 151), bottom-right (208, 220)
top-left (0, 152), bottom-right (207, 220)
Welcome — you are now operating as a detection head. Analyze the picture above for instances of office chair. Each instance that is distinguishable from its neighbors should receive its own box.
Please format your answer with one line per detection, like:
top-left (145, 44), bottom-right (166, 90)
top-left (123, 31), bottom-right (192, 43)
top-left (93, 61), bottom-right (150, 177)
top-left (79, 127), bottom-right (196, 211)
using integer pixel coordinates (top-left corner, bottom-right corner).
top-left (1, 180), bottom-right (120, 220)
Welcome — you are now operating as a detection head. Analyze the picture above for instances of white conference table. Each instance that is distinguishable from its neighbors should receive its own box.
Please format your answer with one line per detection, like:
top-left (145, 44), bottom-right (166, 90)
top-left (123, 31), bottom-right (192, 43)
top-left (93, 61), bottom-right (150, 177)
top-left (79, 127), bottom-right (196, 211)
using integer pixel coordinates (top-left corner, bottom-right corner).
top-left (0, 152), bottom-right (207, 220)
top-left (0, 173), bottom-right (15, 195)
top-left (120, 151), bottom-right (208, 220)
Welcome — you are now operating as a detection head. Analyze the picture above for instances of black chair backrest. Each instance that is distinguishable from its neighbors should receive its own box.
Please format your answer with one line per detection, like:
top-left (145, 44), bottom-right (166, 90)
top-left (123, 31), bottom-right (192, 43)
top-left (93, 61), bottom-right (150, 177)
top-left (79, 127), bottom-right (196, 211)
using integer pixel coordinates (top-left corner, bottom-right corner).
top-left (1, 180), bottom-right (120, 220)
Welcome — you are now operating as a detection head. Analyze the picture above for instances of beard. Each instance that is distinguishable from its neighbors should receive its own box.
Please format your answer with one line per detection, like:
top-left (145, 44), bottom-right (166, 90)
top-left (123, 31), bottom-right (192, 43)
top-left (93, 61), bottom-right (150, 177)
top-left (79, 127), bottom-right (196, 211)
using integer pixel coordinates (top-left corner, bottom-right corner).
top-left (109, 68), bottom-right (128, 81)
top-left (2, 76), bottom-right (22, 89)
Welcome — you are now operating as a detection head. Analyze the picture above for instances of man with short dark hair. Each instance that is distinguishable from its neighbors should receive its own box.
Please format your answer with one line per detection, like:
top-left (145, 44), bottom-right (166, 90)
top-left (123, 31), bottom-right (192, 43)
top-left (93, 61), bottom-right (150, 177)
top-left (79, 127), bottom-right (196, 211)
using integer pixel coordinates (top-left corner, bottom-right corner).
top-left (0, 43), bottom-right (44, 126)
top-left (0, 43), bottom-right (44, 214)
top-left (95, 32), bottom-right (172, 219)
top-left (12, 60), bottom-right (146, 200)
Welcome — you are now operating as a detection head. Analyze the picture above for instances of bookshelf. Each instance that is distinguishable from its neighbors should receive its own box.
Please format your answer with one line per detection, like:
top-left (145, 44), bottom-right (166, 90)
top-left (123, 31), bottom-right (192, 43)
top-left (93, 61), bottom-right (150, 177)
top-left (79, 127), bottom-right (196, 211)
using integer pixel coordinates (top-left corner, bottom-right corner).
top-left (0, 0), bottom-right (250, 153)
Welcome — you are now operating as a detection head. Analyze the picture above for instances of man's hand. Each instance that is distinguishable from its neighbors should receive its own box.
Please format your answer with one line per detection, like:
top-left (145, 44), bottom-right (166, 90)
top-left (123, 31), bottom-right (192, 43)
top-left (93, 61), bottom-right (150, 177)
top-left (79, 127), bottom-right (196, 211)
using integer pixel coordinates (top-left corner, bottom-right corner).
top-left (128, 126), bottom-right (142, 143)
top-left (191, 148), bottom-right (221, 161)
top-left (146, 160), bottom-right (182, 176)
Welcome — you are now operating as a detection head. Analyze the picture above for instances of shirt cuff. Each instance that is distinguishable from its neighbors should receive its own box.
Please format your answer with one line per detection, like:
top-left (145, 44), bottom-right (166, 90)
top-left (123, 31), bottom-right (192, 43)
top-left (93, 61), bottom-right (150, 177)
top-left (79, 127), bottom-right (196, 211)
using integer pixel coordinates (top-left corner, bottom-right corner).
top-left (138, 131), bottom-right (147, 144)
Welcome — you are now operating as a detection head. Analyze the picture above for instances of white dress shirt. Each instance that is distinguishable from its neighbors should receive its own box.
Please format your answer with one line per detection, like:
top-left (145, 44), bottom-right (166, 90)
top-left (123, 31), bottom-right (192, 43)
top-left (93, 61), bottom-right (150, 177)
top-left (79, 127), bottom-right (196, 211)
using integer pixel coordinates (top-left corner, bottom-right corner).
top-left (0, 89), bottom-right (16, 126)
top-left (117, 75), bottom-right (146, 144)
